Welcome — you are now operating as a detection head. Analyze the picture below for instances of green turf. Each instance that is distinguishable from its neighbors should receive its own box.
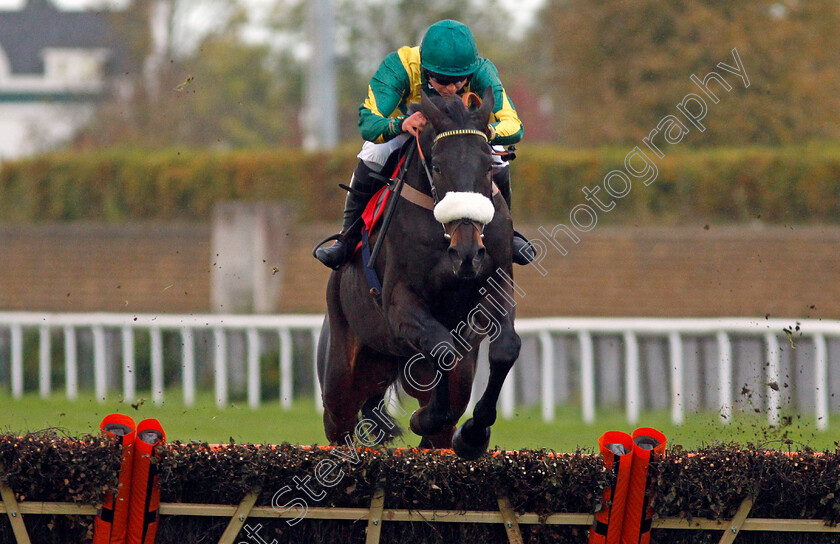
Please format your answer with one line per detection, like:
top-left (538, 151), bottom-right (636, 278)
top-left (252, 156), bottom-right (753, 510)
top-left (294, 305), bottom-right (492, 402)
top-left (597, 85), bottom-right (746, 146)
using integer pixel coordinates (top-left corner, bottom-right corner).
top-left (1, 390), bottom-right (837, 452)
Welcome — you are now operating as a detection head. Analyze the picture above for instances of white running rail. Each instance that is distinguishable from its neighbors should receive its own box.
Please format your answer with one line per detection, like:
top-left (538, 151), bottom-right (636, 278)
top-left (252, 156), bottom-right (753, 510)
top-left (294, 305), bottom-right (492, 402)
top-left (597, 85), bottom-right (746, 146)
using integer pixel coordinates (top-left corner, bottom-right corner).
top-left (1, 313), bottom-right (837, 430)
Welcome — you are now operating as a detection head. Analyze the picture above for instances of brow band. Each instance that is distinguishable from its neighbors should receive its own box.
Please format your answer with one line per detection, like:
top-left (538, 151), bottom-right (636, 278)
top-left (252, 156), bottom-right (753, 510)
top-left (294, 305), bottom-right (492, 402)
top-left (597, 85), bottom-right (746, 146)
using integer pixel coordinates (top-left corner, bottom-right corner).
top-left (433, 129), bottom-right (489, 145)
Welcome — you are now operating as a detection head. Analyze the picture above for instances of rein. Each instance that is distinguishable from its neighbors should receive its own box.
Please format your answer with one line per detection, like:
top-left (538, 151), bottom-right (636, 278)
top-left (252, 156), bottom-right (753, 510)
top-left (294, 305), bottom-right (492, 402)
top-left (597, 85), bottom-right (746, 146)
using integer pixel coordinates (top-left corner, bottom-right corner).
top-left (415, 133), bottom-right (440, 203)
top-left (367, 93), bottom-right (493, 270)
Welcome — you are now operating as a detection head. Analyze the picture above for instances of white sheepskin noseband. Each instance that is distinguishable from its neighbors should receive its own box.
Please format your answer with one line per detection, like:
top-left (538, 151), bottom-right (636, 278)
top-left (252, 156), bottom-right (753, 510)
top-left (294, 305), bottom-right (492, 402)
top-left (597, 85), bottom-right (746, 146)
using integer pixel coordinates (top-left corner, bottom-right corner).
top-left (433, 192), bottom-right (495, 225)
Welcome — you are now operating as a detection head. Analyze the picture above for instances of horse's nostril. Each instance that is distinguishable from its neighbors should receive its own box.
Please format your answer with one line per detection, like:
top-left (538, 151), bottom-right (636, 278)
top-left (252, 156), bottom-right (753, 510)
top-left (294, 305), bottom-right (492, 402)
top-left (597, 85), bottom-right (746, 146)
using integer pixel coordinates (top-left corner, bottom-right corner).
top-left (448, 247), bottom-right (459, 260)
top-left (473, 247), bottom-right (486, 269)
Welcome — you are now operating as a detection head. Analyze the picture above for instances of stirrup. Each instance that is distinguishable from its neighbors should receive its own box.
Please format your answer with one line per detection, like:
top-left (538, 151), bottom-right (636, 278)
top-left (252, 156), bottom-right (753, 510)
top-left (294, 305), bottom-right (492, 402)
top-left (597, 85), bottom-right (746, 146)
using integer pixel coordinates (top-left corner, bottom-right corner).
top-left (312, 233), bottom-right (344, 259)
top-left (313, 236), bottom-right (351, 270)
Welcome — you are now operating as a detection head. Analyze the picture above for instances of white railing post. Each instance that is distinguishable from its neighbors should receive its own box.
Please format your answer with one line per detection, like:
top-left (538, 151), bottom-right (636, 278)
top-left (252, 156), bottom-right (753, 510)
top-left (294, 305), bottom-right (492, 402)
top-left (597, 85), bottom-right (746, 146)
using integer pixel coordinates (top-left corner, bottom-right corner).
top-left (500, 355), bottom-right (516, 420)
top-left (92, 325), bottom-right (107, 402)
top-left (150, 327), bottom-right (164, 405)
top-left (214, 327), bottom-right (228, 409)
top-left (11, 324), bottom-right (23, 399)
top-left (539, 331), bottom-right (555, 422)
top-left (247, 328), bottom-right (260, 409)
top-left (717, 331), bottom-right (732, 424)
top-left (579, 331), bottom-right (595, 424)
top-left (466, 338), bottom-right (488, 417)
top-left (64, 326), bottom-right (78, 401)
top-left (181, 327), bottom-right (195, 407)
top-left (765, 332), bottom-right (781, 427)
top-left (311, 328), bottom-right (323, 413)
top-left (814, 333), bottom-right (829, 431)
top-left (279, 328), bottom-right (293, 410)
top-left (122, 326), bottom-right (135, 403)
top-left (0, 313), bottom-right (838, 431)
top-left (39, 325), bottom-right (51, 398)
top-left (624, 331), bottom-right (640, 425)
top-left (668, 331), bottom-right (684, 425)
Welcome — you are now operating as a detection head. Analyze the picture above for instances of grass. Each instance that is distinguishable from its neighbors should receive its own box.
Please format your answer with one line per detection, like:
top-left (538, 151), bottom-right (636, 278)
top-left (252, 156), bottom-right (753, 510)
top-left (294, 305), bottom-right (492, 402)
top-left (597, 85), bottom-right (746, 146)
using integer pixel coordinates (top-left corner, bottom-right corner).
top-left (1, 390), bottom-right (838, 452)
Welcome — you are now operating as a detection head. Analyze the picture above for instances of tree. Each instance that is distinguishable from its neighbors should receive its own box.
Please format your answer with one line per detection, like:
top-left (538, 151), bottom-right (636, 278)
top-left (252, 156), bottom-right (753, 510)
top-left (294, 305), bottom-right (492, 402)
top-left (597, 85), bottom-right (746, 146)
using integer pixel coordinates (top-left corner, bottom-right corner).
top-left (528, 0), bottom-right (840, 146)
top-left (76, 0), bottom-right (524, 149)
top-left (76, 0), bottom-right (297, 149)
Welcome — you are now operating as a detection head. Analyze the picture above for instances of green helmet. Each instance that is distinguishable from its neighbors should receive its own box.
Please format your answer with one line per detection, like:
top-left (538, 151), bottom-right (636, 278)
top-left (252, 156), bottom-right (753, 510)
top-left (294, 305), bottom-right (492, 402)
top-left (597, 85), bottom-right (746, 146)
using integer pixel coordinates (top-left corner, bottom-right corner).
top-left (420, 20), bottom-right (480, 77)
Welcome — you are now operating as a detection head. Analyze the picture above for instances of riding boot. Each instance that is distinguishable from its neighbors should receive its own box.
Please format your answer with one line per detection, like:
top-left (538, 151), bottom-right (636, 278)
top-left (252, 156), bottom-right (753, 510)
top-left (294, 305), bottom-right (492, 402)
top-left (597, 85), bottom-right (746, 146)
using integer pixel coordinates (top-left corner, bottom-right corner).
top-left (493, 165), bottom-right (536, 265)
top-left (315, 161), bottom-right (380, 269)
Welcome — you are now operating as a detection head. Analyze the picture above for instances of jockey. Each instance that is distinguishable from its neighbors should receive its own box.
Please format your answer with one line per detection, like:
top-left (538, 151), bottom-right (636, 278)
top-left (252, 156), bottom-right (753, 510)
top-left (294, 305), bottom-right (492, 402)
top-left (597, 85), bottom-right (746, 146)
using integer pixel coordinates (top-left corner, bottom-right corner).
top-left (315, 19), bottom-right (535, 269)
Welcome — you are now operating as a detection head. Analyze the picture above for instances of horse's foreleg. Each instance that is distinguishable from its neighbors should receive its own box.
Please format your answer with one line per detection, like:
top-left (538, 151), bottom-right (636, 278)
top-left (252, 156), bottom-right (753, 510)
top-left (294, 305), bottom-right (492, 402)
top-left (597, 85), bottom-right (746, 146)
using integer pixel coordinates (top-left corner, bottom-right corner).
top-left (416, 353), bottom-right (476, 449)
top-left (408, 356), bottom-right (455, 438)
top-left (453, 310), bottom-right (521, 459)
top-left (388, 288), bottom-right (459, 438)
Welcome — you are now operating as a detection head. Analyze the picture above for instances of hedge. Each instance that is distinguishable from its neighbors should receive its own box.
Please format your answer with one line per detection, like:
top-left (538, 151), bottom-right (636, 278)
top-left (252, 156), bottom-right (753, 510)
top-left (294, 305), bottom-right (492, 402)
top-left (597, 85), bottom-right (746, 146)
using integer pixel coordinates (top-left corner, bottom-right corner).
top-left (1, 144), bottom-right (840, 224)
top-left (3, 433), bottom-right (840, 543)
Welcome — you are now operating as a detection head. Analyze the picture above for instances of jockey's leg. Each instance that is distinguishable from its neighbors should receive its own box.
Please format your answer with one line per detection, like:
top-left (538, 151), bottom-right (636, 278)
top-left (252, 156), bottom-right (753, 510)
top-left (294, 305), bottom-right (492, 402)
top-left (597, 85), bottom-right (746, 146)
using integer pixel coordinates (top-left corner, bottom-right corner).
top-left (492, 163), bottom-right (536, 265)
top-left (315, 137), bottom-right (407, 269)
top-left (315, 161), bottom-right (380, 269)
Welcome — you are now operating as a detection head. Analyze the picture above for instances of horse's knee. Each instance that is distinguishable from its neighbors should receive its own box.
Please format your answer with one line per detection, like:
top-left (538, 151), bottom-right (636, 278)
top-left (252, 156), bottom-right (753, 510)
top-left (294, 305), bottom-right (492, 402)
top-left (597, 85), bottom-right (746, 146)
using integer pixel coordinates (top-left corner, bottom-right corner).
top-left (323, 410), bottom-right (354, 444)
top-left (489, 331), bottom-right (520, 366)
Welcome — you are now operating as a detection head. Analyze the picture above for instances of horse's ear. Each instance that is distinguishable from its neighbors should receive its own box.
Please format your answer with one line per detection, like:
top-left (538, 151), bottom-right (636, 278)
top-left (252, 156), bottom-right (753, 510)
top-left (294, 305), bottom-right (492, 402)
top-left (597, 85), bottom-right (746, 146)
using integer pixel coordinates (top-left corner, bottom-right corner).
top-left (476, 86), bottom-right (495, 126)
top-left (421, 92), bottom-right (446, 129)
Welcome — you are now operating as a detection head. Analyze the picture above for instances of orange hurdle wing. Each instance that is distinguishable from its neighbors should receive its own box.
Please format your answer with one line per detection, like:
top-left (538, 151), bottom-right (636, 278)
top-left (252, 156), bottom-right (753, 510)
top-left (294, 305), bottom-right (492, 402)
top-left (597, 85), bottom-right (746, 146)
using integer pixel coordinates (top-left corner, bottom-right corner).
top-left (620, 427), bottom-right (667, 544)
top-left (589, 431), bottom-right (635, 544)
top-left (93, 414), bottom-right (136, 544)
top-left (126, 419), bottom-right (166, 544)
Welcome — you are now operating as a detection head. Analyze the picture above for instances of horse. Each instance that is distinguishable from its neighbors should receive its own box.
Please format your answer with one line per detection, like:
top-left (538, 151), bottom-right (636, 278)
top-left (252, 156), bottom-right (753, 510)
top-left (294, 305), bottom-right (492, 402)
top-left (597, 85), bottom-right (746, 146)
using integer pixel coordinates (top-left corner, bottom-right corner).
top-left (316, 86), bottom-right (522, 459)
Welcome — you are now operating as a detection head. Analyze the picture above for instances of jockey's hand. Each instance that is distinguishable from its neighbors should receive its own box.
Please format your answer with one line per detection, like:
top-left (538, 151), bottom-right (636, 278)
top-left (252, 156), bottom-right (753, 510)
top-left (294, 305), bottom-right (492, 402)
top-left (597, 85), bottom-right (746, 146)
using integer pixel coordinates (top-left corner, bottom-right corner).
top-left (402, 112), bottom-right (427, 136)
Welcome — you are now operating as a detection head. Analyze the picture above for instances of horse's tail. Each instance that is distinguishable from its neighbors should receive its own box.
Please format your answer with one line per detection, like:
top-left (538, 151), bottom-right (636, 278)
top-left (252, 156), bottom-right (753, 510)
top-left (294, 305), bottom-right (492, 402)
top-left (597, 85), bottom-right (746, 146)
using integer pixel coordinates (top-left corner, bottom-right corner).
top-left (361, 389), bottom-right (404, 445)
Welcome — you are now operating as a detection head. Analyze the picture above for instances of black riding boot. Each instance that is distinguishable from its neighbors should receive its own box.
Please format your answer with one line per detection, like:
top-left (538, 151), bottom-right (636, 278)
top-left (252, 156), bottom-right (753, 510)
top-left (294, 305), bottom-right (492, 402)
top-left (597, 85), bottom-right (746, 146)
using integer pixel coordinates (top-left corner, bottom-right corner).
top-left (315, 161), bottom-right (380, 269)
top-left (493, 165), bottom-right (536, 265)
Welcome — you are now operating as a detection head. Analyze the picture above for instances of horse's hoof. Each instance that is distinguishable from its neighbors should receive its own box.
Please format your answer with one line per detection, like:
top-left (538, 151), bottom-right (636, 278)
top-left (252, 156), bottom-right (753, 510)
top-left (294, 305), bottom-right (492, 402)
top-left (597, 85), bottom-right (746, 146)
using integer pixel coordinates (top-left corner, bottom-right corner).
top-left (410, 409), bottom-right (436, 437)
top-left (453, 423), bottom-right (490, 460)
top-left (409, 409), bottom-right (427, 436)
top-left (410, 408), bottom-right (448, 437)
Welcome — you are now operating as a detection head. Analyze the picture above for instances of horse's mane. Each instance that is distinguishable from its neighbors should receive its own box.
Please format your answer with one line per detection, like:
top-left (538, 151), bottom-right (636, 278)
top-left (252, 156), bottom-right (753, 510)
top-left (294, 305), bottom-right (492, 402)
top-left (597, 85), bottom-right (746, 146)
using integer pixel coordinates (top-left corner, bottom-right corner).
top-left (410, 94), bottom-right (475, 128)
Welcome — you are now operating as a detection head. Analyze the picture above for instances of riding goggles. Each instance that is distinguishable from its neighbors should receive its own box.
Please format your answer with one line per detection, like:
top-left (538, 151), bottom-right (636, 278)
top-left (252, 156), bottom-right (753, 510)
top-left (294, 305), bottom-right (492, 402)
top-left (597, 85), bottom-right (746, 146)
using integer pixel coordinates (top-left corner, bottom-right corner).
top-left (428, 71), bottom-right (470, 86)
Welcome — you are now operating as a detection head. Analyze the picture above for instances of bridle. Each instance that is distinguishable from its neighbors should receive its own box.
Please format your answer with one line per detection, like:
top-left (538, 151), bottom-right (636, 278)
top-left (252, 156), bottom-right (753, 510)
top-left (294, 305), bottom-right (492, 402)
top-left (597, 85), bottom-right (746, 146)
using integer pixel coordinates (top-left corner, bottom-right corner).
top-left (415, 128), bottom-right (491, 240)
top-left (365, 93), bottom-right (503, 268)
top-left (416, 129), bottom-right (488, 204)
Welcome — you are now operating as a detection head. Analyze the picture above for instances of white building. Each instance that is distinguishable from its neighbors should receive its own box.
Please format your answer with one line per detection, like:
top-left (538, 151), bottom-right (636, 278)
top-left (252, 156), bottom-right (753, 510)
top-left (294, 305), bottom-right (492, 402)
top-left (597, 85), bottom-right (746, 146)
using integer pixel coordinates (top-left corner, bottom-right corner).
top-left (0, 0), bottom-right (126, 160)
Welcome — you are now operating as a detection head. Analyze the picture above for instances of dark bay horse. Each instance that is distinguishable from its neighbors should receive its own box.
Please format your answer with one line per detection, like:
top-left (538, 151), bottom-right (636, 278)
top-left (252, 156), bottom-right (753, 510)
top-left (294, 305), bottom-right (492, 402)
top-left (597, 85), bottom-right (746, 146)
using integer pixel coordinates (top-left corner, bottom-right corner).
top-left (317, 87), bottom-right (521, 459)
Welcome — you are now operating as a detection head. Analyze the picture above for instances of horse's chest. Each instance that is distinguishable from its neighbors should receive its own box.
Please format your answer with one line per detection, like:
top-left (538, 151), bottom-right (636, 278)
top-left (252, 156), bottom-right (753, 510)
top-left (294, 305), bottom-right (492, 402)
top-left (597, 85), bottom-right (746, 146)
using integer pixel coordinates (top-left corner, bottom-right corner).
top-left (426, 285), bottom-right (484, 327)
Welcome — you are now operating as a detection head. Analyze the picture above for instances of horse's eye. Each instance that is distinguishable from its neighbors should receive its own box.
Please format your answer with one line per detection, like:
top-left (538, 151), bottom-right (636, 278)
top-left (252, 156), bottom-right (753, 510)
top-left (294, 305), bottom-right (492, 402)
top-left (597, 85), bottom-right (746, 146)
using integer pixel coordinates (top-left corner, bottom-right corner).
top-left (432, 165), bottom-right (441, 174)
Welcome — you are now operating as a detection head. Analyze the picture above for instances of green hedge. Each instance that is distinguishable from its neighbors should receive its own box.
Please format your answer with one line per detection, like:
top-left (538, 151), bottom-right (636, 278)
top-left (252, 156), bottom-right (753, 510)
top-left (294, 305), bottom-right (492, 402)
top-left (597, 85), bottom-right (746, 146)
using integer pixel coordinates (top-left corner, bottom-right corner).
top-left (0, 147), bottom-right (358, 223)
top-left (3, 434), bottom-right (840, 543)
top-left (2, 144), bottom-right (839, 223)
